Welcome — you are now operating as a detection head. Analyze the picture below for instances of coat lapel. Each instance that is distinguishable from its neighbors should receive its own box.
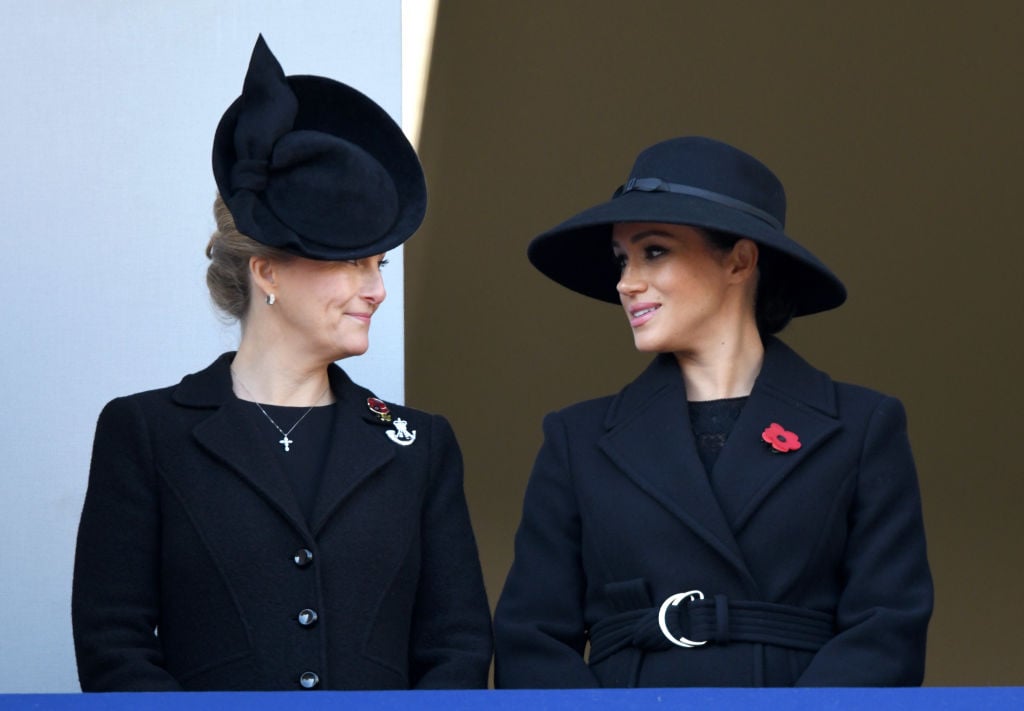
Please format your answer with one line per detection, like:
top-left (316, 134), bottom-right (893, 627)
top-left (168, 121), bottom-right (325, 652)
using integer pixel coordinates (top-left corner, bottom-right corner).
top-left (175, 353), bottom-right (309, 536)
top-left (709, 338), bottom-right (841, 533)
top-left (175, 356), bottom-right (399, 539)
top-left (598, 354), bottom-right (757, 590)
top-left (307, 365), bottom-right (396, 536)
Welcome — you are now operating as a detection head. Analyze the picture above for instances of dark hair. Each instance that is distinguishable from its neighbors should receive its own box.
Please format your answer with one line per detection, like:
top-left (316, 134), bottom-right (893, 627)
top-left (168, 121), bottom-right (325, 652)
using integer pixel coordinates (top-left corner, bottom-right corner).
top-left (703, 229), bottom-right (798, 336)
top-left (205, 195), bottom-right (295, 321)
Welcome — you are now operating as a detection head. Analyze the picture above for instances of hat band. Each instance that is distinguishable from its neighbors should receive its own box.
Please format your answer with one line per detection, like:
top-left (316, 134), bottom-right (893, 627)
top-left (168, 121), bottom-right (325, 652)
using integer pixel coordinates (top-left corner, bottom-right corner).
top-left (617, 177), bottom-right (783, 231)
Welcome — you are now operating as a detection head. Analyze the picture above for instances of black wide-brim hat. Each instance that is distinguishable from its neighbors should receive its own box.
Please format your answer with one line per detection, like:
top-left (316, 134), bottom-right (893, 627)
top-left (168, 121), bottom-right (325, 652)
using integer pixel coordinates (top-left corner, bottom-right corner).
top-left (528, 136), bottom-right (846, 316)
top-left (212, 35), bottom-right (426, 260)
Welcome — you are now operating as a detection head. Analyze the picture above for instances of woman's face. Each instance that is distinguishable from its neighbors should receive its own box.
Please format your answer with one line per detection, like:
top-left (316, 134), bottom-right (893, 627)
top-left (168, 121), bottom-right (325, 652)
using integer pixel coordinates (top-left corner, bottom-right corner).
top-left (265, 253), bottom-right (388, 362)
top-left (611, 222), bottom-right (748, 355)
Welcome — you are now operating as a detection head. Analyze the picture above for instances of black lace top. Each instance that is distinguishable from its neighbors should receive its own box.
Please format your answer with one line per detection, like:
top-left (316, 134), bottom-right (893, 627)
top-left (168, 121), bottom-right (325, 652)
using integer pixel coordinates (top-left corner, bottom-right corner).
top-left (688, 396), bottom-right (748, 475)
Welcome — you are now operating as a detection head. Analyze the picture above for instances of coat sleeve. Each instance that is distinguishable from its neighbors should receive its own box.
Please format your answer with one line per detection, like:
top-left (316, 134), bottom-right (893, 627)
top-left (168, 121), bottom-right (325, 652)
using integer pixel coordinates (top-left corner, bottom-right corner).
top-left (494, 412), bottom-right (600, 688)
top-left (407, 415), bottom-right (493, 689)
top-left (797, 396), bottom-right (933, 685)
top-left (72, 397), bottom-right (183, 691)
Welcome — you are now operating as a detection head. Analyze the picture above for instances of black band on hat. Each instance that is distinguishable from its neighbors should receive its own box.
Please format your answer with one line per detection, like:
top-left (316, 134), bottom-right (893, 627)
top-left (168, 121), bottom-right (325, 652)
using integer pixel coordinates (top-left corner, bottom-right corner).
top-left (617, 177), bottom-right (783, 231)
top-left (527, 137), bottom-right (846, 315)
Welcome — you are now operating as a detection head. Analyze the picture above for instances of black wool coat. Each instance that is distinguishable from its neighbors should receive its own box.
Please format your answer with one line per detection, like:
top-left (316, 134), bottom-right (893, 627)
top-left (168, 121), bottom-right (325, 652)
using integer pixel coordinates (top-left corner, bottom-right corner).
top-left (494, 338), bottom-right (933, 688)
top-left (73, 353), bottom-right (492, 691)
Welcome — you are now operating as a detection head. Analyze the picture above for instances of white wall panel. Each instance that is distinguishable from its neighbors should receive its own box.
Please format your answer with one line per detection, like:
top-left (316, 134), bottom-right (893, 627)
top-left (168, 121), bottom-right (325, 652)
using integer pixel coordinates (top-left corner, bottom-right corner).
top-left (0, 1), bottom-right (406, 691)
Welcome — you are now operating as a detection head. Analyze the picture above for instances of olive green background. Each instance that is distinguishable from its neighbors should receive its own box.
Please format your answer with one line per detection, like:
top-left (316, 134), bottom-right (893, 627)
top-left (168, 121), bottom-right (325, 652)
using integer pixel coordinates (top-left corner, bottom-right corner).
top-left (406, 2), bottom-right (1023, 684)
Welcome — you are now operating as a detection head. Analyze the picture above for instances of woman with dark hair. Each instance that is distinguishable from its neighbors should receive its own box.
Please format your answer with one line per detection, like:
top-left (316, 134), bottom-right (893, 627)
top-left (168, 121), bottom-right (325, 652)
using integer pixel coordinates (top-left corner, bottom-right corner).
top-left (494, 136), bottom-right (932, 687)
top-left (71, 36), bottom-right (492, 691)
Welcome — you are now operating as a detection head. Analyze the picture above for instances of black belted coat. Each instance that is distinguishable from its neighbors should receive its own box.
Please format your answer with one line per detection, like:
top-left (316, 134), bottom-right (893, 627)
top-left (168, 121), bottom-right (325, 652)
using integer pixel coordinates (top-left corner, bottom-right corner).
top-left (72, 353), bottom-right (492, 691)
top-left (494, 338), bottom-right (932, 687)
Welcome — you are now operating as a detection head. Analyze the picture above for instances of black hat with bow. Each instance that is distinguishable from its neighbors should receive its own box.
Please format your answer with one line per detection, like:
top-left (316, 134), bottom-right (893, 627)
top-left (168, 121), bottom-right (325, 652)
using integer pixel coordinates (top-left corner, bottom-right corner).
top-left (212, 35), bottom-right (426, 260)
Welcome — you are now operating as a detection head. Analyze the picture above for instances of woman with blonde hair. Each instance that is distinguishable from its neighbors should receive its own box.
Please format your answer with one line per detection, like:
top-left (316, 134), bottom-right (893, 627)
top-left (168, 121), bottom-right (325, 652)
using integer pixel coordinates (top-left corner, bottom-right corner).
top-left (72, 36), bottom-right (492, 691)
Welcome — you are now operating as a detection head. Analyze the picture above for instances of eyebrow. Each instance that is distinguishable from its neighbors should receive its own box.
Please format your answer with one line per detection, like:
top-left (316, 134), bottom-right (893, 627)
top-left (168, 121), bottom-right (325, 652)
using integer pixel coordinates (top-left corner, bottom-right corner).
top-left (612, 228), bottom-right (676, 246)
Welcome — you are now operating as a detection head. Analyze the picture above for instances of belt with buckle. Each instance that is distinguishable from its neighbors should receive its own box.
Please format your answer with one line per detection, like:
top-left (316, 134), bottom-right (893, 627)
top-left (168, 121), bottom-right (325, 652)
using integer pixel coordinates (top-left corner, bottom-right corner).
top-left (589, 588), bottom-right (835, 665)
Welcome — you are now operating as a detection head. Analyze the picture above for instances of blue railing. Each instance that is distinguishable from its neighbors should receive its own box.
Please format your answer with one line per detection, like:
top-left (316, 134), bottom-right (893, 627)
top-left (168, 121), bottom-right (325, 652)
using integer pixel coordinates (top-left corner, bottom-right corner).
top-left (1, 688), bottom-right (1022, 710)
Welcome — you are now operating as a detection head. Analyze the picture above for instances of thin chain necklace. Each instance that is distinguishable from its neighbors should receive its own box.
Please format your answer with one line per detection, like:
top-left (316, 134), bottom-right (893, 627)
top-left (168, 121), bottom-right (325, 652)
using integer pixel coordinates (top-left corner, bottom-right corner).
top-left (231, 369), bottom-right (331, 453)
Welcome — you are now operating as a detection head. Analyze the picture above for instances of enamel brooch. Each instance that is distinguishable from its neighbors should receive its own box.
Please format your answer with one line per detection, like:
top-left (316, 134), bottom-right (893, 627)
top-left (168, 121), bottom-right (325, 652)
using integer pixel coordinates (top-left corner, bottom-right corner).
top-left (367, 397), bottom-right (416, 446)
top-left (386, 418), bottom-right (417, 446)
top-left (367, 397), bottom-right (392, 423)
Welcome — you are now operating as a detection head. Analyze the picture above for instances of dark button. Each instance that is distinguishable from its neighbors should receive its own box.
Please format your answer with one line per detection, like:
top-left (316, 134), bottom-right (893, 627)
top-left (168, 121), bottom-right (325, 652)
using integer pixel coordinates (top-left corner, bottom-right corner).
top-left (293, 548), bottom-right (314, 567)
top-left (297, 608), bottom-right (319, 627)
top-left (299, 671), bottom-right (319, 689)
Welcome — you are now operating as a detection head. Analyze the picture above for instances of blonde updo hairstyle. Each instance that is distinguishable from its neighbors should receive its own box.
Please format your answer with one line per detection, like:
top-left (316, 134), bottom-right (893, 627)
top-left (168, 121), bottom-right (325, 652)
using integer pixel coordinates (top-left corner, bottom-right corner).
top-left (206, 195), bottom-right (294, 321)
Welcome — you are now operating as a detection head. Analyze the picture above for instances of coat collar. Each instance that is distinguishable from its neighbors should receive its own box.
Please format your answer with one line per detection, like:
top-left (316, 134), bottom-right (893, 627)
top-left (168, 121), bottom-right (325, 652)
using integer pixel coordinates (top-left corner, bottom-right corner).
top-left (598, 338), bottom-right (841, 593)
top-left (602, 337), bottom-right (837, 430)
top-left (710, 339), bottom-right (841, 532)
top-left (172, 353), bottom-right (398, 538)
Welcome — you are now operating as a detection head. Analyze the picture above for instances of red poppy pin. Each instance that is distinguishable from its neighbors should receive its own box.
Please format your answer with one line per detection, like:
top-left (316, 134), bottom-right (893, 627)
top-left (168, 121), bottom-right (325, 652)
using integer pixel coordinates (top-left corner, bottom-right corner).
top-left (367, 397), bottom-right (392, 423)
top-left (762, 422), bottom-right (801, 453)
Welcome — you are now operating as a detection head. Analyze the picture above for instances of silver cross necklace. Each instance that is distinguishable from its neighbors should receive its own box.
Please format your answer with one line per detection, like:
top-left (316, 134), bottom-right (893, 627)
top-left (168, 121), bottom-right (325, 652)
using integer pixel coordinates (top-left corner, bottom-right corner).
top-left (231, 369), bottom-right (331, 453)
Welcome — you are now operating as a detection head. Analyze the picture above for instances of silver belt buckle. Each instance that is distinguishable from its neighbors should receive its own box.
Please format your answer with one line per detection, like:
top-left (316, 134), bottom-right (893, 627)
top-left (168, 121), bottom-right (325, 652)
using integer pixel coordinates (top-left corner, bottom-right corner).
top-left (657, 590), bottom-right (708, 648)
